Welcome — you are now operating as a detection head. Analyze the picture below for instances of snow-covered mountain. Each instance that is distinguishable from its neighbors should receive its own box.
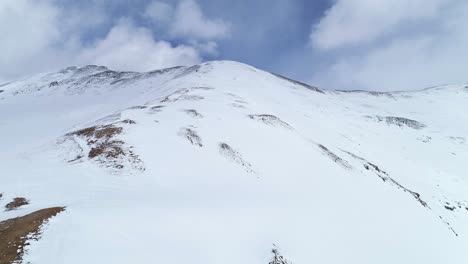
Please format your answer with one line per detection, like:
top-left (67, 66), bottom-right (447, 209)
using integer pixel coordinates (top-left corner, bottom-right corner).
top-left (1, 61), bottom-right (467, 264)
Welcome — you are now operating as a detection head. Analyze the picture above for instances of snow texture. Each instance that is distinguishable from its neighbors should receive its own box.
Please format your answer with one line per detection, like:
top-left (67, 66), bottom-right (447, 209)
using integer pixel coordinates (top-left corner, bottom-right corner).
top-left (1, 60), bottom-right (468, 264)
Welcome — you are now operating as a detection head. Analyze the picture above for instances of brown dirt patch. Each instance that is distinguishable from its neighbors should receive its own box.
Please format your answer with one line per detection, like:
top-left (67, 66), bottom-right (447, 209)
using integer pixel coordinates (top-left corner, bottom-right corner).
top-left (67, 123), bottom-right (143, 170)
top-left (5, 198), bottom-right (29, 211)
top-left (88, 140), bottom-right (125, 159)
top-left (0, 207), bottom-right (65, 264)
top-left (70, 125), bottom-right (123, 140)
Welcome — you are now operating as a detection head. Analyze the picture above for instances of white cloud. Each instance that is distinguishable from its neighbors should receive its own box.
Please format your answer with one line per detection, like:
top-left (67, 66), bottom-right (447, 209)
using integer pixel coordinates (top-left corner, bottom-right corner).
top-left (144, 0), bottom-right (230, 40)
top-left (310, 0), bottom-right (468, 91)
top-left (310, 0), bottom-right (449, 50)
top-left (0, 0), bottom-right (62, 80)
top-left (0, 0), bottom-right (209, 81)
top-left (79, 19), bottom-right (201, 72)
top-left (170, 0), bottom-right (230, 40)
top-left (188, 40), bottom-right (219, 56)
top-left (144, 1), bottom-right (174, 24)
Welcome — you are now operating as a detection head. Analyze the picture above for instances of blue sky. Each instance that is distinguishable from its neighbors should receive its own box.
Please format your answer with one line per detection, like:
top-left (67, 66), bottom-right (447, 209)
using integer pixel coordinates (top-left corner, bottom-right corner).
top-left (1, 0), bottom-right (468, 91)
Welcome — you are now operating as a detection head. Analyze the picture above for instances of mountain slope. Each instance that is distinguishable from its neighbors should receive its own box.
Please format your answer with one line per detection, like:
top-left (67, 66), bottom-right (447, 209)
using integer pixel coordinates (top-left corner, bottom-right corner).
top-left (1, 61), bottom-right (467, 264)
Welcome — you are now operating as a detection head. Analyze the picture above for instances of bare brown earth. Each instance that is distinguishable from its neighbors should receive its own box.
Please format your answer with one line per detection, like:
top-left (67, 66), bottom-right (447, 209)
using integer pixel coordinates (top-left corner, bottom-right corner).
top-left (0, 207), bottom-right (65, 264)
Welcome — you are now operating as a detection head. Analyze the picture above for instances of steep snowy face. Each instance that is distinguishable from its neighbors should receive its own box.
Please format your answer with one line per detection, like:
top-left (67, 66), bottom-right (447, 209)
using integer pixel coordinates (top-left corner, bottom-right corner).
top-left (1, 61), bottom-right (468, 264)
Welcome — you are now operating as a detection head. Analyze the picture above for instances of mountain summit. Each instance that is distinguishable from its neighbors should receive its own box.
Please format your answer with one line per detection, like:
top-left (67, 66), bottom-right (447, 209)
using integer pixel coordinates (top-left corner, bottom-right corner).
top-left (1, 61), bottom-right (467, 264)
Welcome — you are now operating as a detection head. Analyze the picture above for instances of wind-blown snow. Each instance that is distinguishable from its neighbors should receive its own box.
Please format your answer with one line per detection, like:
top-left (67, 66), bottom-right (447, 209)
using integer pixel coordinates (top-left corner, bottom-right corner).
top-left (1, 61), bottom-right (467, 264)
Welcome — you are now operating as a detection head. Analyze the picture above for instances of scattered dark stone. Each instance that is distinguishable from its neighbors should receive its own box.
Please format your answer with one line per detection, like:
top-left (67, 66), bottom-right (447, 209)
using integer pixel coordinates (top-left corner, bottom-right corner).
top-left (219, 142), bottom-right (254, 173)
top-left (318, 144), bottom-right (351, 169)
top-left (67, 154), bottom-right (84, 163)
top-left (376, 116), bottom-right (426, 130)
top-left (5, 197), bottom-right (30, 211)
top-left (179, 128), bottom-right (203, 147)
top-left (338, 90), bottom-right (394, 98)
top-left (183, 109), bottom-right (203, 118)
top-left (128, 105), bottom-right (147, 110)
top-left (248, 114), bottom-right (293, 129)
top-left (0, 89), bottom-right (4, 93)
top-left (150, 105), bottom-right (165, 111)
top-left (121, 119), bottom-right (136, 124)
top-left (343, 150), bottom-right (429, 208)
top-left (444, 206), bottom-right (456, 211)
top-left (269, 247), bottom-right (290, 264)
top-left (367, 162), bottom-right (387, 175)
top-left (49, 81), bottom-right (59, 87)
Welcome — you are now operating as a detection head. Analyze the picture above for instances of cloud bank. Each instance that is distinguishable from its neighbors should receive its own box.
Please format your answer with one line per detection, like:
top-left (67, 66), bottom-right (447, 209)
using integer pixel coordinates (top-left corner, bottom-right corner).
top-left (310, 0), bottom-right (468, 91)
top-left (0, 0), bottom-right (229, 81)
top-left (1, 0), bottom-right (467, 92)
top-left (79, 19), bottom-right (201, 72)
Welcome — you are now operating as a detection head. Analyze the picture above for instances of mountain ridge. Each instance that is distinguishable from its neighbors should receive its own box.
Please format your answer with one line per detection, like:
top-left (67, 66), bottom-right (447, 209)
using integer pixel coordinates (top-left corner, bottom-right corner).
top-left (1, 60), bottom-right (467, 264)
top-left (2, 60), bottom-right (466, 95)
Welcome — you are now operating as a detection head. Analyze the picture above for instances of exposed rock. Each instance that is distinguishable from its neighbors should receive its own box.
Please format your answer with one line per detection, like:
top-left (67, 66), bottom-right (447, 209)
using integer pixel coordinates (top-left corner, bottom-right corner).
top-left (248, 114), bottom-right (293, 129)
top-left (343, 150), bottom-right (429, 208)
top-left (371, 116), bottom-right (426, 129)
top-left (219, 143), bottom-right (254, 173)
top-left (128, 105), bottom-right (147, 110)
top-left (149, 105), bottom-right (165, 113)
top-left (66, 124), bottom-right (143, 171)
top-left (121, 119), bottom-right (136, 125)
top-left (5, 197), bottom-right (30, 211)
top-left (269, 246), bottom-right (291, 264)
top-left (182, 109), bottom-right (203, 119)
top-left (179, 128), bottom-right (203, 147)
top-left (318, 144), bottom-right (351, 169)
